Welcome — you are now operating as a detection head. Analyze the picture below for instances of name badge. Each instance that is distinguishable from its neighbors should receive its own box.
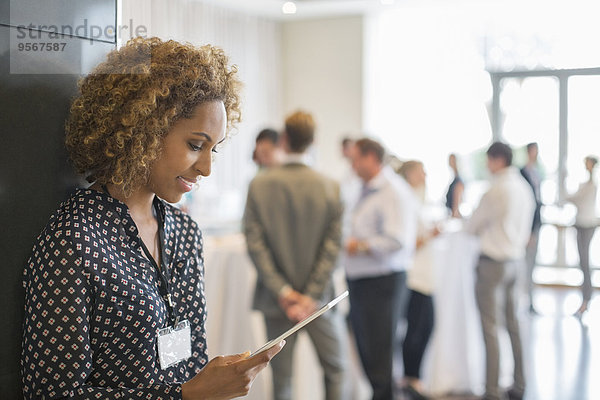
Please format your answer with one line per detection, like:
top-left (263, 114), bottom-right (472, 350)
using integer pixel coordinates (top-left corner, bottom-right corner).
top-left (157, 319), bottom-right (192, 369)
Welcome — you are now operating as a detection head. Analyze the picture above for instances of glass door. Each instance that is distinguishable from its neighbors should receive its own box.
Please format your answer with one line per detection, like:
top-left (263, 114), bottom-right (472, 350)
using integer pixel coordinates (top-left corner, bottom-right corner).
top-left (567, 76), bottom-right (600, 287)
top-left (500, 77), bottom-right (562, 274)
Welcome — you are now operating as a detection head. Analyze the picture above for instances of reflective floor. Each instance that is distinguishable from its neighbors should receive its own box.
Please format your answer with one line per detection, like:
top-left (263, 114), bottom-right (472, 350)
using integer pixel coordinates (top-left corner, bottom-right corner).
top-left (429, 286), bottom-right (599, 400)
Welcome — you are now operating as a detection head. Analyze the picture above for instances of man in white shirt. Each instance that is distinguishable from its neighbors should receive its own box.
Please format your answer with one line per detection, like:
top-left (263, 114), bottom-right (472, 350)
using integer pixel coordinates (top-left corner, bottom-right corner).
top-left (466, 142), bottom-right (535, 400)
top-left (343, 138), bottom-right (419, 400)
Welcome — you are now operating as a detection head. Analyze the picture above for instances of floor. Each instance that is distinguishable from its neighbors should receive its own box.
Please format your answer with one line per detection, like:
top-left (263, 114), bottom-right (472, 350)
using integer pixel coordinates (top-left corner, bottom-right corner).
top-left (404, 286), bottom-right (599, 400)
top-left (288, 281), bottom-right (598, 400)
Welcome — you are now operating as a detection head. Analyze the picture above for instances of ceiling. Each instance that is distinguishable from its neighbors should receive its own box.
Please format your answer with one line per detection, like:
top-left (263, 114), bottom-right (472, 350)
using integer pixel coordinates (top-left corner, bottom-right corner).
top-left (199, 0), bottom-right (396, 19)
top-left (200, 0), bottom-right (565, 19)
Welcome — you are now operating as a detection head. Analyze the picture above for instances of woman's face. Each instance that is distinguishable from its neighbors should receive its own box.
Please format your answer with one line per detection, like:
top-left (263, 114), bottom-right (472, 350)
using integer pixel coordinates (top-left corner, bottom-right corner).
top-left (408, 164), bottom-right (426, 188)
top-left (585, 158), bottom-right (595, 172)
top-left (148, 101), bottom-right (227, 203)
top-left (448, 154), bottom-right (456, 170)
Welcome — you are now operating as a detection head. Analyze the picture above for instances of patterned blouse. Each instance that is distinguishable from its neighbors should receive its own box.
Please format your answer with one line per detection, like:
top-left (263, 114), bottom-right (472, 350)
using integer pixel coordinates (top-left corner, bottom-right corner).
top-left (22, 188), bottom-right (208, 399)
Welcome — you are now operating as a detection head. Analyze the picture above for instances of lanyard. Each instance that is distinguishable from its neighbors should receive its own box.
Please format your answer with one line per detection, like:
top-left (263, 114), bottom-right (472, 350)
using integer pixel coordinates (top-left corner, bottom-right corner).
top-left (102, 185), bottom-right (179, 326)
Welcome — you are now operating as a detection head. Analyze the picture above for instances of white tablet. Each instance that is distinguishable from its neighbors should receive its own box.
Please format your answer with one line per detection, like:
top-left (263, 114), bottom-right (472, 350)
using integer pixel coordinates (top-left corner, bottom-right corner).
top-left (250, 290), bottom-right (349, 357)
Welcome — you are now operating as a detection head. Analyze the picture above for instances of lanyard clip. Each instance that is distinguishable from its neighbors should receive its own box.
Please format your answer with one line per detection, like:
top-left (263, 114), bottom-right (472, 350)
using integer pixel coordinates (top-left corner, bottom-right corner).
top-left (166, 293), bottom-right (175, 308)
top-left (165, 293), bottom-right (179, 327)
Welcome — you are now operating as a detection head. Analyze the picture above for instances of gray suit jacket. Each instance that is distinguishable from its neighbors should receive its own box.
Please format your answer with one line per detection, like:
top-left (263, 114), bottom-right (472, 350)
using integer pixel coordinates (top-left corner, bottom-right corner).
top-left (243, 162), bottom-right (342, 317)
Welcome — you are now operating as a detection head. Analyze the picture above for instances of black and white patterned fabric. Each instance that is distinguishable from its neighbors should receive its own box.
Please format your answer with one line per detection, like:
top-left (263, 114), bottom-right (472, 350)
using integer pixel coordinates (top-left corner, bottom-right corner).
top-left (22, 188), bottom-right (207, 399)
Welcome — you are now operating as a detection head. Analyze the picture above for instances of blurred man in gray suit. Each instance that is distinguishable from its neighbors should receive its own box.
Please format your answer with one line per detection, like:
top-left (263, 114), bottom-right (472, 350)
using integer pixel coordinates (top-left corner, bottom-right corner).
top-left (243, 110), bottom-right (347, 400)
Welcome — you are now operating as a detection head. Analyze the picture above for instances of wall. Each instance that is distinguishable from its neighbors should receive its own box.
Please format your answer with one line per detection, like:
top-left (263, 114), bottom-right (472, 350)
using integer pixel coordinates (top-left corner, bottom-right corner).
top-left (281, 16), bottom-right (363, 181)
top-left (0, 1), bottom-right (116, 397)
top-left (121, 0), bottom-right (283, 229)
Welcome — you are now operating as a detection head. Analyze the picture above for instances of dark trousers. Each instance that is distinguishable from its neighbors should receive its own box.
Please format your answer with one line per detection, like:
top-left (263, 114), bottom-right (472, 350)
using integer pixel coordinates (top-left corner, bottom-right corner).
top-left (402, 290), bottom-right (434, 379)
top-left (347, 271), bottom-right (406, 400)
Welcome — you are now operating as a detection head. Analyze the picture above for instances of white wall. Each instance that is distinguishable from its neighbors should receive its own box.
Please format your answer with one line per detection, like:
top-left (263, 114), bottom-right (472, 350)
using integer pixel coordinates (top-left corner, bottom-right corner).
top-left (281, 16), bottom-right (363, 180)
top-left (120, 3), bottom-right (364, 222)
top-left (121, 0), bottom-right (284, 228)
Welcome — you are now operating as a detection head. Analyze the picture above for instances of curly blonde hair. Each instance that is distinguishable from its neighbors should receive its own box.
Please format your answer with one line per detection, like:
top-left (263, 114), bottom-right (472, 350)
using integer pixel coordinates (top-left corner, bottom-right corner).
top-left (65, 37), bottom-right (242, 195)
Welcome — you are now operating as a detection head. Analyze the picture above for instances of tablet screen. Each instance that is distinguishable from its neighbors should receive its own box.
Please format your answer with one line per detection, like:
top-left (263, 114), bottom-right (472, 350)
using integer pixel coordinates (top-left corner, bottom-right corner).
top-left (249, 290), bottom-right (349, 357)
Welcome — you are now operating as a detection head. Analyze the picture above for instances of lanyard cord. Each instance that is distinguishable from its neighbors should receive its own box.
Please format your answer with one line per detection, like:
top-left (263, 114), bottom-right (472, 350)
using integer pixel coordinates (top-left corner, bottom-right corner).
top-left (102, 185), bottom-right (179, 326)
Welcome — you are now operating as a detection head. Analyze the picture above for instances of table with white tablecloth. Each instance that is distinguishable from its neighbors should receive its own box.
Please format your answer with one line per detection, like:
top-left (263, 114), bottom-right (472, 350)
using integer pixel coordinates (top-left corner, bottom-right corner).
top-left (203, 234), bottom-right (353, 400)
top-left (202, 230), bottom-right (515, 399)
top-left (419, 230), bottom-right (484, 396)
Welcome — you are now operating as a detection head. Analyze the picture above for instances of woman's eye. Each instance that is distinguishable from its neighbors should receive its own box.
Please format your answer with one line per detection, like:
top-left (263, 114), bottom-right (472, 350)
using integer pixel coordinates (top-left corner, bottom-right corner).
top-left (189, 143), bottom-right (203, 151)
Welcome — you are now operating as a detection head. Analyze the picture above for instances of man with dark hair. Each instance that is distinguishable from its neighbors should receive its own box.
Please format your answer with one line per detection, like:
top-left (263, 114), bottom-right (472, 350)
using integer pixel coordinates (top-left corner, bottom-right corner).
top-left (344, 137), bottom-right (418, 400)
top-left (354, 138), bottom-right (386, 163)
top-left (341, 137), bottom-right (355, 159)
top-left (256, 127), bottom-right (279, 143)
top-left (520, 142), bottom-right (542, 313)
top-left (244, 110), bottom-right (347, 400)
top-left (466, 142), bottom-right (535, 400)
top-left (253, 128), bottom-right (281, 168)
top-left (486, 141), bottom-right (513, 164)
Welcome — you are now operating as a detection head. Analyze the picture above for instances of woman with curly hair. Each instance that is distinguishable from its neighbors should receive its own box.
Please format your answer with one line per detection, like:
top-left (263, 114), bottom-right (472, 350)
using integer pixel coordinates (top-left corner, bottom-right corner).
top-left (21, 37), bottom-right (283, 400)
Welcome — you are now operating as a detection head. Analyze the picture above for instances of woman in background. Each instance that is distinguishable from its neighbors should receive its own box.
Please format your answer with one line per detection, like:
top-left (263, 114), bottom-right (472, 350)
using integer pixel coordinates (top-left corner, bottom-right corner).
top-left (398, 160), bottom-right (439, 400)
top-left (445, 153), bottom-right (464, 218)
top-left (21, 37), bottom-right (283, 400)
top-left (567, 155), bottom-right (598, 317)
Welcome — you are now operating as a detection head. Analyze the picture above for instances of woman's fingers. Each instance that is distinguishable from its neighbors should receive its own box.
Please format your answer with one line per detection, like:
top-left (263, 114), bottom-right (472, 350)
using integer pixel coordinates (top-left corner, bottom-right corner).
top-left (222, 351), bottom-right (251, 365)
top-left (244, 340), bottom-right (286, 368)
top-left (182, 342), bottom-right (285, 400)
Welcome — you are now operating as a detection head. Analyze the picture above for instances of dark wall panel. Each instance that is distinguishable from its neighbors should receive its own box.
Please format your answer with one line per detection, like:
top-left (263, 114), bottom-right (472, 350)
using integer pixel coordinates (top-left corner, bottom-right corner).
top-left (0, 2), bottom-right (115, 396)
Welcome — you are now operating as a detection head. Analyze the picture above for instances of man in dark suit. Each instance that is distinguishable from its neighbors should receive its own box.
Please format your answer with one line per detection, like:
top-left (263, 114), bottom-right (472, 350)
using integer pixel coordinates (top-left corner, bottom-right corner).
top-left (243, 110), bottom-right (346, 400)
top-left (520, 142), bottom-right (543, 313)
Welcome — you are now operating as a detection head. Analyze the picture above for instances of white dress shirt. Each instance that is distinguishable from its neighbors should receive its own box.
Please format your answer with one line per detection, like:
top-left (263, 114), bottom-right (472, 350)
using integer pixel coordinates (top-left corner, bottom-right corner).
top-left (567, 179), bottom-right (598, 228)
top-left (340, 166), bottom-right (362, 240)
top-left (281, 152), bottom-right (310, 165)
top-left (343, 167), bottom-right (419, 279)
top-left (465, 166), bottom-right (535, 261)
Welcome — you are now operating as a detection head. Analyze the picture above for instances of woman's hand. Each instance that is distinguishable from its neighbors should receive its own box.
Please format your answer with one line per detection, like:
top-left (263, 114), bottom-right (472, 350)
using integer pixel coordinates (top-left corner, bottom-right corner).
top-left (181, 341), bottom-right (285, 400)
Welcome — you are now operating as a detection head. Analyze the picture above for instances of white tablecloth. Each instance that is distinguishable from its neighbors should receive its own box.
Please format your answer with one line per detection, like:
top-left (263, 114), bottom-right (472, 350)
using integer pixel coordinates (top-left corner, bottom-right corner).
top-left (203, 234), bottom-right (357, 400)
top-left (420, 231), bottom-right (484, 396)
top-left (202, 231), bottom-right (512, 399)
top-left (202, 234), bottom-right (271, 400)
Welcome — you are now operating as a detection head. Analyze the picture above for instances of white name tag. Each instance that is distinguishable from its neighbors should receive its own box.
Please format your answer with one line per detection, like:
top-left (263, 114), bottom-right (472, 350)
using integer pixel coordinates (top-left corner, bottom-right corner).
top-left (157, 319), bottom-right (192, 369)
